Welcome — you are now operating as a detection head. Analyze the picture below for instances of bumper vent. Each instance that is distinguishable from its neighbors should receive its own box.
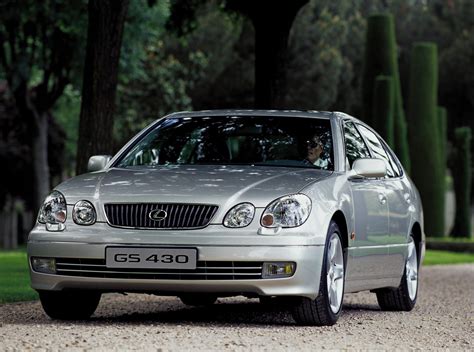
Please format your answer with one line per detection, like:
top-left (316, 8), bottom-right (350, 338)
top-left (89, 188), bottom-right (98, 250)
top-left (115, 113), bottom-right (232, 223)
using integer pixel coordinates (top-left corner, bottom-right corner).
top-left (104, 203), bottom-right (218, 229)
top-left (54, 258), bottom-right (263, 280)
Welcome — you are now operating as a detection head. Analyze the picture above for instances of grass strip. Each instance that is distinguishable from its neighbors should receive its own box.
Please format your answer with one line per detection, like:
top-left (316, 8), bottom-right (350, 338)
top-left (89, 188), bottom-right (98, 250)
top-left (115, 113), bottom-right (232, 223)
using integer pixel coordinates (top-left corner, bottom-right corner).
top-left (423, 249), bottom-right (474, 265)
top-left (0, 250), bottom-right (38, 303)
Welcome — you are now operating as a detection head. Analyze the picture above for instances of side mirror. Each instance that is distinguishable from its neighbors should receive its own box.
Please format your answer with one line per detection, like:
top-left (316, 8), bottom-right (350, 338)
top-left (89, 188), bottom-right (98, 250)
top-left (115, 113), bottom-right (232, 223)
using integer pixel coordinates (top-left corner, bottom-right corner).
top-left (349, 158), bottom-right (386, 179)
top-left (87, 155), bottom-right (112, 172)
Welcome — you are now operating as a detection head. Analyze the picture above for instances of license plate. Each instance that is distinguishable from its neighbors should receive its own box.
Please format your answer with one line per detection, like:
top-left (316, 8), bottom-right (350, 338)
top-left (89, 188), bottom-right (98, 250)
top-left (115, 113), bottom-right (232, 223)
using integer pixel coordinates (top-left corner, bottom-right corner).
top-left (106, 247), bottom-right (197, 269)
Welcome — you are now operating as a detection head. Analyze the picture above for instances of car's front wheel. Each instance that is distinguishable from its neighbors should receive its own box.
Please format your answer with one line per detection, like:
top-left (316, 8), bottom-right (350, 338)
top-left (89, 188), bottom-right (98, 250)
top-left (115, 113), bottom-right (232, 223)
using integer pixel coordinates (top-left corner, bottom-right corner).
top-left (376, 234), bottom-right (418, 311)
top-left (38, 290), bottom-right (101, 320)
top-left (292, 221), bottom-right (345, 326)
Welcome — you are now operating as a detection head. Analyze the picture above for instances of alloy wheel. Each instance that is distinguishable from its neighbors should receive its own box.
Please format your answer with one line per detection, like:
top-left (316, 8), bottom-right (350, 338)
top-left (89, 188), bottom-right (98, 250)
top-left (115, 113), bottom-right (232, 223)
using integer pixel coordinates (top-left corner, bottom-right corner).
top-left (406, 237), bottom-right (418, 301)
top-left (326, 233), bottom-right (344, 313)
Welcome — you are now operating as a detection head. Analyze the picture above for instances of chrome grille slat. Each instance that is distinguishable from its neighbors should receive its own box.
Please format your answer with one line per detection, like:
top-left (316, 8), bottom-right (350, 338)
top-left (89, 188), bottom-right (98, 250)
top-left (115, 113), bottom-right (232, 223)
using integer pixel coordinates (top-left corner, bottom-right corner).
top-left (203, 206), bottom-right (212, 223)
top-left (104, 203), bottom-right (218, 229)
top-left (56, 268), bottom-right (260, 276)
top-left (52, 258), bottom-right (263, 280)
top-left (166, 204), bottom-right (172, 228)
top-left (143, 204), bottom-right (148, 228)
top-left (195, 206), bottom-right (205, 227)
top-left (172, 204), bottom-right (178, 228)
top-left (182, 205), bottom-right (191, 228)
top-left (56, 263), bottom-right (262, 270)
top-left (177, 204), bottom-right (182, 227)
top-left (186, 206), bottom-right (197, 228)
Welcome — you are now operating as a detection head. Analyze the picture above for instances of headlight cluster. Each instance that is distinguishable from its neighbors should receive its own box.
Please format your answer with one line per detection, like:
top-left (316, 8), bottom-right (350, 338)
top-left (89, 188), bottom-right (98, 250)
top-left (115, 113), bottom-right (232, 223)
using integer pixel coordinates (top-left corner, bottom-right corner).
top-left (38, 191), bottom-right (67, 225)
top-left (223, 203), bottom-right (255, 228)
top-left (72, 200), bottom-right (96, 225)
top-left (261, 194), bottom-right (311, 228)
top-left (38, 191), bottom-right (97, 231)
top-left (222, 194), bottom-right (311, 229)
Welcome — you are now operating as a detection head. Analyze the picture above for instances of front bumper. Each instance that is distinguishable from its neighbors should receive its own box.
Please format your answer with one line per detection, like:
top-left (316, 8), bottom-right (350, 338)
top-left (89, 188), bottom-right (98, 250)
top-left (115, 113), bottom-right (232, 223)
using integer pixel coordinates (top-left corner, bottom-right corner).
top-left (28, 224), bottom-right (325, 299)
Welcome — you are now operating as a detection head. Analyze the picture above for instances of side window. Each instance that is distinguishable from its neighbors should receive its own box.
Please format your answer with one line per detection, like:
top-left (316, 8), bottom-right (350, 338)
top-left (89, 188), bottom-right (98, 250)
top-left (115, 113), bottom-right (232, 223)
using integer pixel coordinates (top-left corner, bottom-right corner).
top-left (381, 141), bottom-right (403, 177)
top-left (356, 124), bottom-right (396, 178)
top-left (343, 121), bottom-right (371, 168)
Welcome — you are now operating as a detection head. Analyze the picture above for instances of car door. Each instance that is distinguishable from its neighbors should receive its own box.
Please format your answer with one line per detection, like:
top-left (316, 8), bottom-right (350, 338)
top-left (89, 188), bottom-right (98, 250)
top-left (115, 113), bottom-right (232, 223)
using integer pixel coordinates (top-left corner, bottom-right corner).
top-left (356, 124), bottom-right (411, 280)
top-left (343, 121), bottom-right (389, 287)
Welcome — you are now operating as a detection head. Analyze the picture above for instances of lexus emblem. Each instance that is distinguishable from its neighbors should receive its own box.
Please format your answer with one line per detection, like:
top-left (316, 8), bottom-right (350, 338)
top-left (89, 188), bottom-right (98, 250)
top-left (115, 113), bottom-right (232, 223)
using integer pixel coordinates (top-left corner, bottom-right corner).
top-left (149, 209), bottom-right (167, 222)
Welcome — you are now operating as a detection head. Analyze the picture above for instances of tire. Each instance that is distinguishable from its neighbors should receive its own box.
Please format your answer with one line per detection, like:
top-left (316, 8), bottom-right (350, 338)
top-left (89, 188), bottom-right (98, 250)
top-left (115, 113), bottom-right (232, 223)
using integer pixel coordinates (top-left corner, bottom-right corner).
top-left (259, 296), bottom-right (292, 307)
top-left (179, 294), bottom-right (217, 306)
top-left (259, 296), bottom-right (276, 305)
top-left (38, 290), bottom-right (101, 320)
top-left (376, 234), bottom-right (418, 311)
top-left (291, 221), bottom-right (345, 326)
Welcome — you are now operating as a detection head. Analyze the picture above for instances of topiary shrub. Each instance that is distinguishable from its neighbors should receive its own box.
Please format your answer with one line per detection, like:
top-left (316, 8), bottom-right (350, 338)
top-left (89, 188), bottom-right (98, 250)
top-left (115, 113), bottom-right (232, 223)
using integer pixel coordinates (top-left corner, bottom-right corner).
top-left (407, 42), bottom-right (444, 237)
top-left (437, 106), bottom-right (447, 235)
top-left (372, 75), bottom-right (394, 147)
top-left (437, 107), bottom-right (447, 175)
top-left (450, 127), bottom-right (472, 238)
top-left (362, 13), bottom-right (410, 173)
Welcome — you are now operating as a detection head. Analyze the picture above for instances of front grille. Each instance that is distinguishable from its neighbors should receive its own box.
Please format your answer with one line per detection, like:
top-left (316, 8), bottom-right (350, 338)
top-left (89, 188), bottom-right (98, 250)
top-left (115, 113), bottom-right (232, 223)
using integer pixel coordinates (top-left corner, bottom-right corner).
top-left (104, 203), bottom-right (218, 229)
top-left (54, 258), bottom-right (263, 280)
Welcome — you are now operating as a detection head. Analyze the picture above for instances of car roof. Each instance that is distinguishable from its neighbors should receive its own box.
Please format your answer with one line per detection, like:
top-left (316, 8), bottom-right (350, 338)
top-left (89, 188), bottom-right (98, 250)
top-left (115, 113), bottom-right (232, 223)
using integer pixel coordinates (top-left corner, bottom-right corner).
top-left (161, 110), bottom-right (367, 133)
top-left (164, 109), bottom-right (346, 121)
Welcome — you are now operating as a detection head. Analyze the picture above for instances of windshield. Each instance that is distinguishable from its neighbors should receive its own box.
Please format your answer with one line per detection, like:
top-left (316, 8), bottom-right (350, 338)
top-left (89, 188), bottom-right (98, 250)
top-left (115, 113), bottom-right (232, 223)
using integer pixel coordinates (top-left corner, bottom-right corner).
top-left (115, 115), bottom-right (334, 170)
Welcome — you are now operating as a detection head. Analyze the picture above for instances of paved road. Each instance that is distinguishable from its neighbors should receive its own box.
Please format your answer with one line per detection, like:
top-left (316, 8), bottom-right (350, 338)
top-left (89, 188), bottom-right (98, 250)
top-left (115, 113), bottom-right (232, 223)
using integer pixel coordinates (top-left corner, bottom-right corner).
top-left (0, 264), bottom-right (473, 351)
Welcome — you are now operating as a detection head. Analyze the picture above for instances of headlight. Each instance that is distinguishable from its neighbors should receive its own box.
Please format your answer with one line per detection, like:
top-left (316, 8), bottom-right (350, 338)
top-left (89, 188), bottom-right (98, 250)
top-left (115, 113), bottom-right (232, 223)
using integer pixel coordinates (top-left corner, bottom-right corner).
top-left (73, 200), bottom-right (97, 225)
top-left (38, 191), bottom-right (67, 224)
top-left (223, 203), bottom-right (255, 228)
top-left (261, 194), bottom-right (311, 228)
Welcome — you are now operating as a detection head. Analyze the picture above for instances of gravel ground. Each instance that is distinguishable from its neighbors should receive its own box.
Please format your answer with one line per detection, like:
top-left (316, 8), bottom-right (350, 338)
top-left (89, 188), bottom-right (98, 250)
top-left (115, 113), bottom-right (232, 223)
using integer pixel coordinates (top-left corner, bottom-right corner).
top-left (0, 264), bottom-right (473, 351)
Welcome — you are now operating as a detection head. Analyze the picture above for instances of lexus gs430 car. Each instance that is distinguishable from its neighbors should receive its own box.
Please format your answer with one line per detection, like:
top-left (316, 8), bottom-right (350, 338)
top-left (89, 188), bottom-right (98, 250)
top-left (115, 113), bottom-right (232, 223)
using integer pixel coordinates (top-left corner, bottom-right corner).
top-left (28, 110), bottom-right (425, 326)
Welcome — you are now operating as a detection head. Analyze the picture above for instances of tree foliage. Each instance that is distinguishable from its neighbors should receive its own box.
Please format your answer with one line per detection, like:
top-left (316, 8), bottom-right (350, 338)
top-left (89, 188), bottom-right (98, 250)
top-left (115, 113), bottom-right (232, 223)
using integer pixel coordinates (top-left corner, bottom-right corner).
top-left (0, 0), bottom-right (86, 211)
top-left (286, 2), bottom-right (362, 111)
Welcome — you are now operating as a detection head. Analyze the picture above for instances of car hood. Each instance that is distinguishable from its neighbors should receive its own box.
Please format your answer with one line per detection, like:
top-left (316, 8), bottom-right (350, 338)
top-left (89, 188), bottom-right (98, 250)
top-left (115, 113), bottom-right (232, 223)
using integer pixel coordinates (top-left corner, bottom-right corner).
top-left (57, 165), bottom-right (331, 209)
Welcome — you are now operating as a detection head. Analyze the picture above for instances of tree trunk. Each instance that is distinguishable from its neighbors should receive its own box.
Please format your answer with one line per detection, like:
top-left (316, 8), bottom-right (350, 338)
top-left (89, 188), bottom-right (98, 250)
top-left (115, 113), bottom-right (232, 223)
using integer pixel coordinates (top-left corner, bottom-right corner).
top-left (227, 0), bottom-right (308, 109)
top-left (76, 0), bottom-right (129, 175)
top-left (12, 83), bottom-right (51, 213)
top-left (0, 197), bottom-right (17, 249)
top-left (33, 113), bottom-right (50, 211)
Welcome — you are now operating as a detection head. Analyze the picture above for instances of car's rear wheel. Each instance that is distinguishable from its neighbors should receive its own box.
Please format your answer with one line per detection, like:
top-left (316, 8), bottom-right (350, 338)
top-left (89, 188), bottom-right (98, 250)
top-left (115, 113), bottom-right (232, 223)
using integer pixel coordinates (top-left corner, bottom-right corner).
top-left (292, 221), bottom-right (345, 326)
top-left (38, 290), bottom-right (101, 320)
top-left (179, 294), bottom-right (217, 306)
top-left (376, 234), bottom-right (418, 311)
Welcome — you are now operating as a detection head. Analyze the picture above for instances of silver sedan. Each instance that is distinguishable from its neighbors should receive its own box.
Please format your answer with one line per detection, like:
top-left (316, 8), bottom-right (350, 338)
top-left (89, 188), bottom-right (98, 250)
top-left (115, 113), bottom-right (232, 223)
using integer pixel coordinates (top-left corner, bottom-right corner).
top-left (28, 110), bottom-right (425, 326)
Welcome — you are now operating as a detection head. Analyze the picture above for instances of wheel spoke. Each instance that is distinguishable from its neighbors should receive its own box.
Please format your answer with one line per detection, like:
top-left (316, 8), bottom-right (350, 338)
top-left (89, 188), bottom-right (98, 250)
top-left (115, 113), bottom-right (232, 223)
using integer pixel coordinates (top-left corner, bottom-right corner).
top-left (329, 283), bottom-right (337, 307)
top-left (329, 239), bottom-right (337, 261)
top-left (406, 237), bottom-right (418, 301)
top-left (333, 263), bottom-right (344, 281)
top-left (408, 242), bottom-right (415, 261)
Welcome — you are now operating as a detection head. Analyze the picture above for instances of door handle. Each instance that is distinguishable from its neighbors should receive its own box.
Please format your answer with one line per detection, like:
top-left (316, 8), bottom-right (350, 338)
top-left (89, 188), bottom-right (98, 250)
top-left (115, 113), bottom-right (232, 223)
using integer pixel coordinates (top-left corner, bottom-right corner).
top-left (378, 194), bottom-right (387, 205)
